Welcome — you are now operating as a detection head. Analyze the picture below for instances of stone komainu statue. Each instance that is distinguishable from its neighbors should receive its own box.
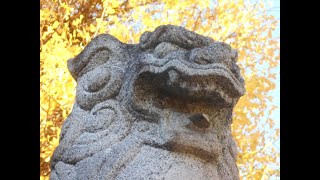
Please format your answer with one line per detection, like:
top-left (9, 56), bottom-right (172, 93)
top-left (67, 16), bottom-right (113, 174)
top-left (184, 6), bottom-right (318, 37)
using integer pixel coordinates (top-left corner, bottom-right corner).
top-left (50, 25), bottom-right (245, 180)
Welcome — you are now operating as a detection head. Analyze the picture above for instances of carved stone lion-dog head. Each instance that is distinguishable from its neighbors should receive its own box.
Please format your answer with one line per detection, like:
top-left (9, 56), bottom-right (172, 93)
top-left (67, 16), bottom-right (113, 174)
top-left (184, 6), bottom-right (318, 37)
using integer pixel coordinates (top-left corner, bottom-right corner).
top-left (50, 25), bottom-right (245, 180)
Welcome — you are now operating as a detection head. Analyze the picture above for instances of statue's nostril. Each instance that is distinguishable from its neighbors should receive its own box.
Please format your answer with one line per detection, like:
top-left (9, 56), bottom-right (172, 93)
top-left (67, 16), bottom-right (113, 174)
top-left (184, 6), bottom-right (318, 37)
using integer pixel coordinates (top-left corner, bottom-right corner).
top-left (194, 58), bottom-right (212, 65)
top-left (189, 48), bottom-right (213, 65)
top-left (168, 70), bottom-right (179, 83)
top-left (189, 43), bottom-right (233, 65)
top-left (154, 42), bottom-right (183, 59)
top-left (188, 113), bottom-right (210, 129)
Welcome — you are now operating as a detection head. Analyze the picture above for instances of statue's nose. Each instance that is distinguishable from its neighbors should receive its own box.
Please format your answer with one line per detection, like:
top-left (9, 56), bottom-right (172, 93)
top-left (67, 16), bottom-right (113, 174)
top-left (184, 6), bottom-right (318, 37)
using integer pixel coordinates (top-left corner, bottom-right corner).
top-left (188, 42), bottom-right (233, 65)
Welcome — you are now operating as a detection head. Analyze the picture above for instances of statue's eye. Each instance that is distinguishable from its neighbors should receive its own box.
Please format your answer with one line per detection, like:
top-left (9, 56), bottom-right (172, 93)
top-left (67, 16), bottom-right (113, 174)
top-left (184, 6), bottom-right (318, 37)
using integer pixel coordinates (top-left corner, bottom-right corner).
top-left (154, 42), bottom-right (184, 59)
top-left (79, 48), bottom-right (110, 77)
top-left (82, 67), bottom-right (110, 92)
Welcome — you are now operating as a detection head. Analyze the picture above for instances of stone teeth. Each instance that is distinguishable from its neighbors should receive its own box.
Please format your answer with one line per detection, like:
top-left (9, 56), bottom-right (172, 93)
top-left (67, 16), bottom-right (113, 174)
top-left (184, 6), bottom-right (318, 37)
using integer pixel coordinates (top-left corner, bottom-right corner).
top-left (191, 83), bottom-right (200, 91)
top-left (180, 82), bottom-right (187, 88)
top-left (168, 70), bottom-right (179, 84)
top-left (196, 83), bottom-right (201, 89)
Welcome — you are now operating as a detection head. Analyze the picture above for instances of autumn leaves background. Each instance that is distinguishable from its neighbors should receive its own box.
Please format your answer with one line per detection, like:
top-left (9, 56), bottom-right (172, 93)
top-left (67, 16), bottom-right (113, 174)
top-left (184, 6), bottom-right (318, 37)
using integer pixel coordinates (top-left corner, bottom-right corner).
top-left (40, 0), bottom-right (280, 179)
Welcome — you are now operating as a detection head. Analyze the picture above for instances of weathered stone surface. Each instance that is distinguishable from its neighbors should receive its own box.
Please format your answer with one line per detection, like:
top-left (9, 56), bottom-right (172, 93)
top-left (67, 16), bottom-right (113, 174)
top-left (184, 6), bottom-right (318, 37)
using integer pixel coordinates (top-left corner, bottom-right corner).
top-left (50, 25), bottom-right (245, 180)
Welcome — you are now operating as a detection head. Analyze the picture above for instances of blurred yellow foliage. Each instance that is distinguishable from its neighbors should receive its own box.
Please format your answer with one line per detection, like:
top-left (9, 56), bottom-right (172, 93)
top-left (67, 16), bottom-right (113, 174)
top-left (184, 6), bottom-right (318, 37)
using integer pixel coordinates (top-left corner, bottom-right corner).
top-left (40, 0), bottom-right (280, 179)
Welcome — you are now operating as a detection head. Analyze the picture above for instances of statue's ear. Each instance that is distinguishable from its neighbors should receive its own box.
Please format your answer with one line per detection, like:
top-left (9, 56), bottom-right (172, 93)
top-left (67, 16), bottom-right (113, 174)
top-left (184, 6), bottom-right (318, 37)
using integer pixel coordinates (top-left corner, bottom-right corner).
top-left (67, 34), bottom-right (126, 81)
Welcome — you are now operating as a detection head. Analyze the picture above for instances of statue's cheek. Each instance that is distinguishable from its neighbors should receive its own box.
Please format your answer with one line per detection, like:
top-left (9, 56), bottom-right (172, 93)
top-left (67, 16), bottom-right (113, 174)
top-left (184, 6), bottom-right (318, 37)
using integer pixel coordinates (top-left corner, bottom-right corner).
top-left (76, 65), bottom-right (124, 110)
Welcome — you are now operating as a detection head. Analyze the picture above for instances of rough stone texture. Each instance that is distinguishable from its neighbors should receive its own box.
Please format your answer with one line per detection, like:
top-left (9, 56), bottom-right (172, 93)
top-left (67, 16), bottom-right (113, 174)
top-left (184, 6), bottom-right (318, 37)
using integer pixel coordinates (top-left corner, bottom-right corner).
top-left (50, 25), bottom-right (245, 180)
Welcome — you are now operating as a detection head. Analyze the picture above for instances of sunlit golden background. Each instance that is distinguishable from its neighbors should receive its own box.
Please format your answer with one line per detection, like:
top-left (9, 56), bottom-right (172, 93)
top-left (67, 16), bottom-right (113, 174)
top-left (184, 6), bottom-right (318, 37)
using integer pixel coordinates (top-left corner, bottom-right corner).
top-left (40, 0), bottom-right (280, 179)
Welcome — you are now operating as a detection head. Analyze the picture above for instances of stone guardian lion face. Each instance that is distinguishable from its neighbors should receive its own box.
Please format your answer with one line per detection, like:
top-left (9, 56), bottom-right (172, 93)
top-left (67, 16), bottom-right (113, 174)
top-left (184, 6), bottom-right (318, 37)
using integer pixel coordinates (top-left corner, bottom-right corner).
top-left (51, 25), bottom-right (245, 180)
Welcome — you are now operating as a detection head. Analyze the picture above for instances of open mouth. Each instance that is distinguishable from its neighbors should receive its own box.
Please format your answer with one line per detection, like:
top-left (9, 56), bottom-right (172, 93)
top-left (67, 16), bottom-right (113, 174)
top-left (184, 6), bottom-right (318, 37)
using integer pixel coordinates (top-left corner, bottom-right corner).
top-left (144, 109), bottom-right (225, 161)
top-left (131, 59), bottom-right (241, 158)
